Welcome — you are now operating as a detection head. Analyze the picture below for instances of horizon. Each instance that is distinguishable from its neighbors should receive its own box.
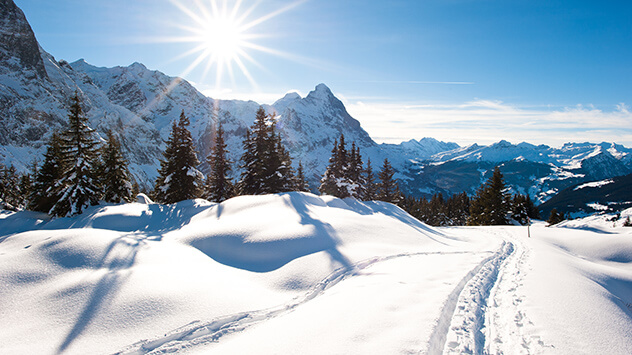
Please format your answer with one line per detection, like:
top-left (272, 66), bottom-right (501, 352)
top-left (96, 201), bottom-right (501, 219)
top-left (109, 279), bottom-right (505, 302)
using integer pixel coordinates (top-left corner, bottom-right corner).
top-left (14, 0), bottom-right (632, 147)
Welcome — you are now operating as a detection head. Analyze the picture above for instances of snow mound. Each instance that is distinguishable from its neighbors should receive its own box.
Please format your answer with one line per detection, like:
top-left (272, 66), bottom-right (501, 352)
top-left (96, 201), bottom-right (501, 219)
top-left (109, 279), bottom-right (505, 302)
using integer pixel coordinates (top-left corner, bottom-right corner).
top-left (0, 192), bottom-right (459, 355)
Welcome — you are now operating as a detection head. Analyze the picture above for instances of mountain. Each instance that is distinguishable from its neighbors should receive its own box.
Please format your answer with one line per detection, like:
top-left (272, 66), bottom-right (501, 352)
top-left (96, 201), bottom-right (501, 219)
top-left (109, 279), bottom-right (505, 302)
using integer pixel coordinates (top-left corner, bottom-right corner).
top-left (1, 0), bottom-right (631, 205)
top-left (538, 173), bottom-right (632, 218)
top-left (406, 140), bottom-right (632, 203)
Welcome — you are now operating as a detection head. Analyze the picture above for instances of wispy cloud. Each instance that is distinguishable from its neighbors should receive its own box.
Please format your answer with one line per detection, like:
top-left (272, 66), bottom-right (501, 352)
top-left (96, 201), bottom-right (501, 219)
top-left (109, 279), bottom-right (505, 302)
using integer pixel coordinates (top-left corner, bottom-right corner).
top-left (349, 80), bottom-right (475, 85)
top-left (344, 99), bottom-right (632, 147)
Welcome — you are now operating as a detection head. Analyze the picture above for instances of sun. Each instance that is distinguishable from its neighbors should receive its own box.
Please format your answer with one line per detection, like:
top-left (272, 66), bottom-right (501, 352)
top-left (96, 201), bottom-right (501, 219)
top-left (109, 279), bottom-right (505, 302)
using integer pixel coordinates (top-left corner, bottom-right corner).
top-left (199, 16), bottom-right (244, 62)
top-left (166, 0), bottom-right (305, 92)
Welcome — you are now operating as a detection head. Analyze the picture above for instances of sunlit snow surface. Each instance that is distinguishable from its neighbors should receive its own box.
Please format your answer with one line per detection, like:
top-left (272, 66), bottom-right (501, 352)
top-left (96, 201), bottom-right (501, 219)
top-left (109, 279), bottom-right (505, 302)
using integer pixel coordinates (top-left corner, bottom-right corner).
top-left (0, 193), bottom-right (631, 354)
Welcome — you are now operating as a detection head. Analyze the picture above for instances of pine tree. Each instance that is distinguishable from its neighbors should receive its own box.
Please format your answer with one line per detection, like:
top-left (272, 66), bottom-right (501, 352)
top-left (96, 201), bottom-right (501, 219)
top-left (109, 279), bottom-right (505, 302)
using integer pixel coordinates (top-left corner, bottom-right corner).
top-left (237, 107), bottom-right (295, 195)
top-left (154, 110), bottom-right (203, 203)
top-left (204, 121), bottom-right (234, 202)
top-left (623, 216), bottom-right (632, 227)
top-left (467, 166), bottom-right (511, 226)
top-left (363, 158), bottom-right (377, 201)
top-left (319, 138), bottom-right (341, 197)
top-left (319, 134), bottom-right (365, 198)
top-left (546, 208), bottom-right (565, 226)
top-left (29, 133), bottom-right (65, 213)
top-left (265, 124), bottom-right (296, 192)
top-left (295, 160), bottom-right (310, 192)
top-left (347, 143), bottom-right (365, 199)
top-left (377, 158), bottom-right (401, 203)
top-left (0, 164), bottom-right (22, 210)
top-left (511, 194), bottom-right (530, 225)
top-left (101, 132), bottom-right (134, 203)
top-left (50, 94), bottom-right (102, 217)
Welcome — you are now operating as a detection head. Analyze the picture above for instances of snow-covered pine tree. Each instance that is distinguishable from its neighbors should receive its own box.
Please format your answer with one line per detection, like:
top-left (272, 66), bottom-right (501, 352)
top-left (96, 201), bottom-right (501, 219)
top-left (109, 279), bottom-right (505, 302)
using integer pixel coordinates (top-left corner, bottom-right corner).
top-left (101, 132), bottom-right (134, 203)
top-left (238, 107), bottom-right (296, 195)
top-left (154, 110), bottom-right (203, 203)
top-left (238, 107), bottom-right (269, 195)
top-left (263, 123), bottom-right (296, 193)
top-left (29, 133), bottom-right (65, 213)
top-left (467, 166), bottom-right (511, 226)
top-left (349, 143), bottom-right (365, 199)
top-left (377, 158), bottom-right (401, 203)
top-left (319, 134), bottom-right (361, 198)
top-left (295, 161), bottom-right (310, 192)
top-left (204, 121), bottom-right (234, 202)
top-left (50, 94), bottom-right (102, 217)
top-left (511, 194), bottom-right (530, 226)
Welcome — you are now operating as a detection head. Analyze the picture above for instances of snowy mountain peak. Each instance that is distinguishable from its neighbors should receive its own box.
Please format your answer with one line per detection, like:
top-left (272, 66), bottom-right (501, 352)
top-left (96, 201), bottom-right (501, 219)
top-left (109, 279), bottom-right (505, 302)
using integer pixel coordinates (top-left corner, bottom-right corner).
top-left (272, 92), bottom-right (302, 112)
top-left (306, 83), bottom-right (335, 102)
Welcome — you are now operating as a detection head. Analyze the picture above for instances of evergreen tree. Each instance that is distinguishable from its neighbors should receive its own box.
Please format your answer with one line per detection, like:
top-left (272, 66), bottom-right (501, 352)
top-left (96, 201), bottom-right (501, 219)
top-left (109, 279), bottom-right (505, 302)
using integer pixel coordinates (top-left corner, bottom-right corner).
top-left (205, 121), bottom-right (234, 202)
top-left (511, 194), bottom-right (530, 225)
top-left (266, 125), bottom-right (296, 192)
top-left (319, 138), bottom-right (342, 197)
top-left (295, 161), bottom-right (310, 192)
top-left (363, 158), bottom-right (377, 201)
top-left (446, 192), bottom-right (470, 226)
top-left (546, 208), bottom-right (565, 226)
top-left (154, 110), bottom-right (203, 203)
top-left (50, 94), bottom-right (102, 217)
top-left (525, 195), bottom-right (541, 219)
top-left (0, 164), bottom-right (22, 210)
top-left (467, 166), bottom-right (511, 226)
top-left (101, 132), bottom-right (134, 203)
top-left (347, 143), bottom-right (365, 199)
top-left (319, 134), bottom-right (365, 199)
top-left (237, 107), bottom-right (295, 195)
top-left (623, 216), bottom-right (631, 227)
top-left (29, 133), bottom-right (65, 213)
top-left (377, 158), bottom-right (401, 203)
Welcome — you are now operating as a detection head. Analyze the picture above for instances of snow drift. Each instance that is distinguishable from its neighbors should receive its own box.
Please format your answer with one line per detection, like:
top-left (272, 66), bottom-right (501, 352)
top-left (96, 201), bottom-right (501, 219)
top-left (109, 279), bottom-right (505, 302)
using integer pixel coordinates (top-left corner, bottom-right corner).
top-left (1, 194), bottom-right (631, 354)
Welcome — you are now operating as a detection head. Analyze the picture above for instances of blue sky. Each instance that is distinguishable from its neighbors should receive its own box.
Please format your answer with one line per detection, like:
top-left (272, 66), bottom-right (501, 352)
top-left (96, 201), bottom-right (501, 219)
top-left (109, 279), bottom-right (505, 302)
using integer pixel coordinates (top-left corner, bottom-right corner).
top-left (15, 0), bottom-right (632, 146)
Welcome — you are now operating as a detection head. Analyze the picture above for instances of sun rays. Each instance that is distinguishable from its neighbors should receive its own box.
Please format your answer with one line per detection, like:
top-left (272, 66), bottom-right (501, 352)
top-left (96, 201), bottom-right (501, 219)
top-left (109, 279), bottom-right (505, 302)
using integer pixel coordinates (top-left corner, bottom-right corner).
top-left (165, 0), bottom-right (305, 92)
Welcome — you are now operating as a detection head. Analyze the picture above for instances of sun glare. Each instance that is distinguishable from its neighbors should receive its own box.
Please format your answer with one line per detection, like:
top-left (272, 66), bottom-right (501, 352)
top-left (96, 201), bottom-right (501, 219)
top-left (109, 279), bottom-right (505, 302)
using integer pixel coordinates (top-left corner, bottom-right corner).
top-left (200, 17), bottom-right (243, 61)
top-left (165, 0), bottom-right (305, 92)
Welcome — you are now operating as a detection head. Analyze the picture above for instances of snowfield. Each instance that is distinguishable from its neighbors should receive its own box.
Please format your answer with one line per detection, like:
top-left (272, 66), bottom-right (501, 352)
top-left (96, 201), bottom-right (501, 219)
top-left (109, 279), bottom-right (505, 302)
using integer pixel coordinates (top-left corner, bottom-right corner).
top-left (0, 192), bottom-right (631, 354)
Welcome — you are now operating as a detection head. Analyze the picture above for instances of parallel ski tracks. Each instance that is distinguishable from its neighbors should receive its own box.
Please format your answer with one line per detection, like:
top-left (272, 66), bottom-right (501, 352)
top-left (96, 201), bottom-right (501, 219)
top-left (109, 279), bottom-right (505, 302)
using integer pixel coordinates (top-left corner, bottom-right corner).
top-left (426, 241), bottom-right (514, 355)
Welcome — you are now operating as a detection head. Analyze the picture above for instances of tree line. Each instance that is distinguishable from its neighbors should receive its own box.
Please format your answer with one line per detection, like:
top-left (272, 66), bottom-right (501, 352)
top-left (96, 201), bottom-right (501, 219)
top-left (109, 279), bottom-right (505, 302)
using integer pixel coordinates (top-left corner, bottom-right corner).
top-left (1, 96), bottom-right (401, 217)
top-left (0, 94), bottom-right (135, 216)
top-left (399, 167), bottom-right (542, 226)
top-left (1, 94), bottom-right (559, 226)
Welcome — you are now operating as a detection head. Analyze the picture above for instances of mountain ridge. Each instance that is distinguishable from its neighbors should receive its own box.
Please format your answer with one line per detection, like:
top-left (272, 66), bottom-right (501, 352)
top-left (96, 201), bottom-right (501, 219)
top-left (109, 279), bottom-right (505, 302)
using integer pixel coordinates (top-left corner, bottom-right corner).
top-left (0, 0), bottom-right (630, 204)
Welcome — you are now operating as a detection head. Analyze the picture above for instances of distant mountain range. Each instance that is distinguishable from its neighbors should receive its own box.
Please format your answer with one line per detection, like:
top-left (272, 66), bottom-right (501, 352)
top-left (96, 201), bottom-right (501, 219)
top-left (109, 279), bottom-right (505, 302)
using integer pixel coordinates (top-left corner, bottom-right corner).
top-left (1, 0), bottom-right (630, 205)
top-left (538, 174), bottom-right (632, 218)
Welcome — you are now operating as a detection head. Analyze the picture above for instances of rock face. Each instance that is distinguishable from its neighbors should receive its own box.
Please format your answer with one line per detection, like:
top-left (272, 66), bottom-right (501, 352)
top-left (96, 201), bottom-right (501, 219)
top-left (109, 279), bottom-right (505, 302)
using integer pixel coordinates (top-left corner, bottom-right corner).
top-left (0, 0), bottom-right (47, 79)
top-left (0, 0), bottom-right (630, 202)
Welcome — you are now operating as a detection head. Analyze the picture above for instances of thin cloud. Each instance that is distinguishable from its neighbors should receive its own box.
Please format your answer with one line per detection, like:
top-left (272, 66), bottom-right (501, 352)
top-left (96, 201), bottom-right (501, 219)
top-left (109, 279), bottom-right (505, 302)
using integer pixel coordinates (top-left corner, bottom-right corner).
top-left (351, 80), bottom-right (475, 85)
top-left (343, 99), bottom-right (632, 147)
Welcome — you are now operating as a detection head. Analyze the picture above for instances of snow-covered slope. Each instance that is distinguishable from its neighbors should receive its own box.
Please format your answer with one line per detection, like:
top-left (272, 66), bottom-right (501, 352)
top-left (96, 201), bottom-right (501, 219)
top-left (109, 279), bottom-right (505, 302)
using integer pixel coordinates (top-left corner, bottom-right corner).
top-left (1, 193), bottom-right (631, 354)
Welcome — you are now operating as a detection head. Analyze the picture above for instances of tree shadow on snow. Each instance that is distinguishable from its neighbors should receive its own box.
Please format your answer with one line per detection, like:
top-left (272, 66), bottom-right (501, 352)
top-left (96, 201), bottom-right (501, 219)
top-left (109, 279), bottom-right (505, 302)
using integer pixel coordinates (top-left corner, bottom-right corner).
top-left (189, 193), bottom-right (353, 273)
top-left (55, 234), bottom-right (151, 354)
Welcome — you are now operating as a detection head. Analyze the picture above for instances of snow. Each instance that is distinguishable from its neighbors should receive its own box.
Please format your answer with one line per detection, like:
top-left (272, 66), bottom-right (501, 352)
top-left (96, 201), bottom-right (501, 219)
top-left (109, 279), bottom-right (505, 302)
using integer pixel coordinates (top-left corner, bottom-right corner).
top-left (574, 179), bottom-right (614, 190)
top-left (1, 193), bottom-right (631, 354)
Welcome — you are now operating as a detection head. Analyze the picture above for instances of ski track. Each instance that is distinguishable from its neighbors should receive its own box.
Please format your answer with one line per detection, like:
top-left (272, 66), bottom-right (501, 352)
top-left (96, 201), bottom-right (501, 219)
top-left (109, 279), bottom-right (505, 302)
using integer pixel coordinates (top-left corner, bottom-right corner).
top-left (484, 236), bottom-right (551, 354)
top-left (426, 240), bottom-right (513, 355)
top-left (113, 250), bottom-right (479, 355)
